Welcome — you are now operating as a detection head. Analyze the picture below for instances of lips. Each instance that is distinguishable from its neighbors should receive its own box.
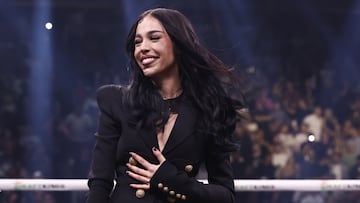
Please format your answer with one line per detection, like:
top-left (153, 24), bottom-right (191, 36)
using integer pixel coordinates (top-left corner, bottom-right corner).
top-left (140, 55), bottom-right (158, 66)
top-left (142, 57), bottom-right (156, 65)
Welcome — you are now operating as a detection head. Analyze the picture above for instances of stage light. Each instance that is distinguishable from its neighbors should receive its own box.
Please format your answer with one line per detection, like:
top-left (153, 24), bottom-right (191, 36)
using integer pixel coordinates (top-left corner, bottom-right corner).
top-left (308, 134), bottom-right (316, 142)
top-left (45, 22), bottom-right (53, 30)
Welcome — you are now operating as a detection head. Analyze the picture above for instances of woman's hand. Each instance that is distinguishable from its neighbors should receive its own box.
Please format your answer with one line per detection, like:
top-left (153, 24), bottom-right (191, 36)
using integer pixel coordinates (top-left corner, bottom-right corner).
top-left (127, 147), bottom-right (166, 190)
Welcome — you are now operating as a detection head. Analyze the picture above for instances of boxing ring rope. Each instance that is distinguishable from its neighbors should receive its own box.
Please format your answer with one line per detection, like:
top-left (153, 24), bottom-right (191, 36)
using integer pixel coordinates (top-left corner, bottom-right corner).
top-left (1, 179), bottom-right (360, 192)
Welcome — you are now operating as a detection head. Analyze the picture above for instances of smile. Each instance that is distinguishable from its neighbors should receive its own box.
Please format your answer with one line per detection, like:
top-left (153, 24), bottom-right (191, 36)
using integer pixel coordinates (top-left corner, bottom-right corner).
top-left (142, 57), bottom-right (156, 64)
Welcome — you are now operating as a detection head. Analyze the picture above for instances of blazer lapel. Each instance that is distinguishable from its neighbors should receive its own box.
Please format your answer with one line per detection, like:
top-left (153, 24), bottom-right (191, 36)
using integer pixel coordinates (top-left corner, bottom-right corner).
top-left (162, 101), bottom-right (198, 154)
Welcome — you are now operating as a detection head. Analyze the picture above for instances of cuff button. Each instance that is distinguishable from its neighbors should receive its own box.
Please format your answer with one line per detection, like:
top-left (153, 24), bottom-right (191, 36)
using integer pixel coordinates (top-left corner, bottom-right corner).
top-left (163, 186), bottom-right (169, 192)
top-left (181, 195), bottom-right (187, 200)
top-left (184, 165), bottom-right (193, 173)
top-left (135, 189), bottom-right (145, 199)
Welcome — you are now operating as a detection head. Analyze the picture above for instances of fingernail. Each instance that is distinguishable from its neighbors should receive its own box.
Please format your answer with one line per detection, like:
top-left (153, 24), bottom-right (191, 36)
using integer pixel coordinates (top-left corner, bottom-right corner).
top-left (152, 147), bottom-right (158, 151)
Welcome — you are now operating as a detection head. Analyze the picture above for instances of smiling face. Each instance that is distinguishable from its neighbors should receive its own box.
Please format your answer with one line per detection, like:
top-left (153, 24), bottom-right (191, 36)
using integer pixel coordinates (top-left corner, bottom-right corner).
top-left (133, 15), bottom-right (179, 81)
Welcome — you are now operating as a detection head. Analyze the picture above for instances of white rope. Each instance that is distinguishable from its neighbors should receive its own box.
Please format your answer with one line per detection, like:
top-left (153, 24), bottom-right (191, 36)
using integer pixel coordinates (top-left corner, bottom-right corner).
top-left (1, 179), bottom-right (360, 192)
top-left (0, 179), bottom-right (88, 191)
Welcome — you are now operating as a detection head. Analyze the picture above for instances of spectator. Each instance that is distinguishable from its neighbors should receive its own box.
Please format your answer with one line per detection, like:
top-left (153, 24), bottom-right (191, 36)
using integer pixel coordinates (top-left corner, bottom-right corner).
top-left (231, 123), bottom-right (253, 178)
top-left (348, 155), bottom-right (360, 179)
top-left (274, 122), bottom-right (296, 152)
top-left (270, 101), bottom-right (289, 125)
top-left (293, 123), bottom-right (310, 153)
top-left (272, 142), bottom-right (291, 169)
top-left (295, 98), bottom-right (311, 127)
top-left (275, 156), bottom-right (297, 203)
top-left (342, 142), bottom-right (358, 176)
top-left (253, 100), bottom-right (272, 138)
top-left (303, 106), bottom-right (324, 142)
top-left (282, 81), bottom-right (301, 120)
top-left (301, 77), bottom-right (318, 109)
top-left (323, 108), bottom-right (341, 138)
top-left (58, 102), bottom-right (94, 177)
top-left (330, 153), bottom-right (347, 179)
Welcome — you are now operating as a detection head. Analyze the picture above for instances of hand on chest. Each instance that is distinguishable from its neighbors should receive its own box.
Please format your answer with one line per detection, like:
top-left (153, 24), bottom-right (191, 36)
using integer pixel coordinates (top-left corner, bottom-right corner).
top-left (117, 107), bottom-right (205, 176)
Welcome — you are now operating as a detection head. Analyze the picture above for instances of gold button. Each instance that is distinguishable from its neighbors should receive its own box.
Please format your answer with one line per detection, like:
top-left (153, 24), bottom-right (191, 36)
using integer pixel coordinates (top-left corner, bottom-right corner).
top-left (129, 157), bottom-right (137, 165)
top-left (158, 183), bottom-right (164, 189)
top-left (163, 186), bottom-right (169, 192)
top-left (167, 197), bottom-right (176, 203)
top-left (181, 195), bottom-right (187, 200)
top-left (135, 189), bottom-right (145, 198)
top-left (169, 190), bottom-right (175, 196)
top-left (176, 193), bottom-right (181, 198)
top-left (184, 165), bottom-right (193, 173)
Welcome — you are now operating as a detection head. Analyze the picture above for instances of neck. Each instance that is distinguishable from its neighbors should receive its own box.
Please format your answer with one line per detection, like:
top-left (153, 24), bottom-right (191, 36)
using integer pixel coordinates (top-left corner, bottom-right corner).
top-left (151, 66), bottom-right (182, 99)
top-left (159, 86), bottom-right (182, 99)
top-left (156, 80), bottom-right (182, 99)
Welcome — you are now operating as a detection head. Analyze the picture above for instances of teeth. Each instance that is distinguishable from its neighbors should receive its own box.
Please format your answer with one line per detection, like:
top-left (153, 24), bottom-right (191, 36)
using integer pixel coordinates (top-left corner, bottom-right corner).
top-left (142, 57), bottom-right (155, 64)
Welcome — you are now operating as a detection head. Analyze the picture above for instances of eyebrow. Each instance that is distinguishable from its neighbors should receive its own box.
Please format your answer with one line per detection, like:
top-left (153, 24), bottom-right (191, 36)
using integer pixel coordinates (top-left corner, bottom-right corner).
top-left (135, 30), bottom-right (164, 38)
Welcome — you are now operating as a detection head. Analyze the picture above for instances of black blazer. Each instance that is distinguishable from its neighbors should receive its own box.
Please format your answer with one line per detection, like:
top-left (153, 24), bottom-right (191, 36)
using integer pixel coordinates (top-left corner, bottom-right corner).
top-left (87, 85), bottom-right (235, 203)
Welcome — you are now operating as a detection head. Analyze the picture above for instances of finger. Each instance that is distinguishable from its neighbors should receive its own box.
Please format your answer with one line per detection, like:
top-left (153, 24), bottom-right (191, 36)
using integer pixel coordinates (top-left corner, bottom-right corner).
top-left (126, 163), bottom-right (151, 178)
top-left (126, 170), bottom-right (150, 183)
top-left (152, 147), bottom-right (166, 163)
top-left (130, 152), bottom-right (152, 169)
top-left (129, 183), bottom-right (150, 190)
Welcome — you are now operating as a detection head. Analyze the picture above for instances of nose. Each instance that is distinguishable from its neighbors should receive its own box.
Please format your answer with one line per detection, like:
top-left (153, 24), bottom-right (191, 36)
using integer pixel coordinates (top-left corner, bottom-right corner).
top-left (139, 39), bottom-right (150, 52)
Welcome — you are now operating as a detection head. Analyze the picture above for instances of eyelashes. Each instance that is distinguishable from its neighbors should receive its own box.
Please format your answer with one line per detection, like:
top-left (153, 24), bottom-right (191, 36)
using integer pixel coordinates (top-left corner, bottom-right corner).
top-left (134, 36), bottom-right (161, 46)
top-left (150, 36), bottom-right (160, 41)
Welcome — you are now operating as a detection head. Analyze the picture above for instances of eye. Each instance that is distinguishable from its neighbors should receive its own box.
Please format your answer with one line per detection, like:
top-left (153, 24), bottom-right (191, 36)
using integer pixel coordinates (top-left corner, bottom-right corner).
top-left (134, 38), bottom-right (142, 45)
top-left (150, 36), bottom-right (160, 41)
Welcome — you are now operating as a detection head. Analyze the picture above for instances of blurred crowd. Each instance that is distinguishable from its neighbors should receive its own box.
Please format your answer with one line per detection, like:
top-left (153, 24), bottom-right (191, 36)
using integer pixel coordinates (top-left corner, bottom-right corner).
top-left (232, 72), bottom-right (360, 202)
top-left (0, 14), bottom-right (105, 202)
top-left (1, 5), bottom-right (360, 203)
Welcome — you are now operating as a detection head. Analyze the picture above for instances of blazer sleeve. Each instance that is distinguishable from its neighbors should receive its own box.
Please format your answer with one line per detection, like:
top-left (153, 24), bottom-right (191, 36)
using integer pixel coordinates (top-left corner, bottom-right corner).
top-left (149, 144), bottom-right (235, 203)
top-left (86, 85), bottom-right (122, 203)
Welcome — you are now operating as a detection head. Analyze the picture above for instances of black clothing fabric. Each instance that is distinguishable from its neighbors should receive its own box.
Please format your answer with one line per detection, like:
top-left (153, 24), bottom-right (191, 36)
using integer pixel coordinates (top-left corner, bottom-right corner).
top-left (86, 85), bottom-right (235, 203)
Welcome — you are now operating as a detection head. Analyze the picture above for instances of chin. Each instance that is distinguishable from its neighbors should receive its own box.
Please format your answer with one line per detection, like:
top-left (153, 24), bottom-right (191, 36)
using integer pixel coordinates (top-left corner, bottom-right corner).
top-left (142, 66), bottom-right (159, 75)
top-left (142, 69), bottom-right (156, 77)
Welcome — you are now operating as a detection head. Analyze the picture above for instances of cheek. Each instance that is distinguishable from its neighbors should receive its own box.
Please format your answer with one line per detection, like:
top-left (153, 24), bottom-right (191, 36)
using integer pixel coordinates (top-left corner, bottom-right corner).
top-left (133, 48), bottom-right (140, 60)
top-left (133, 52), bottom-right (142, 67)
top-left (166, 45), bottom-right (176, 62)
top-left (162, 45), bottom-right (174, 60)
top-left (168, 51), bottom-right (176, 64)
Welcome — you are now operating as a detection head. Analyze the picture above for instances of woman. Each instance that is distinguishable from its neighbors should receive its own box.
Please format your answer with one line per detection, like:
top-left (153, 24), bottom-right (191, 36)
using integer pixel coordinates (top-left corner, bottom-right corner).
top-left (87, 8), bottom-right (244, 203)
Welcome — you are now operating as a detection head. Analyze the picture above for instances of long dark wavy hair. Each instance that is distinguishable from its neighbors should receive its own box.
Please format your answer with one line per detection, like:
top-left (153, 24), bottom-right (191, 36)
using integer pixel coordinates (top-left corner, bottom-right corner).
top-left (124, 8), bottom-right (245, 152)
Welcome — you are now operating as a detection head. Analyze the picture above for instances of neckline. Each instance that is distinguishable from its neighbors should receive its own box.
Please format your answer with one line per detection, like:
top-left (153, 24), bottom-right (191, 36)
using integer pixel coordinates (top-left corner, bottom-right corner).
top-left (163, 92), bottom-right (184, 113)
top-left (161, 88), bottom-right (183, 100)
top-left (162, 91), bottom-right (184, 101)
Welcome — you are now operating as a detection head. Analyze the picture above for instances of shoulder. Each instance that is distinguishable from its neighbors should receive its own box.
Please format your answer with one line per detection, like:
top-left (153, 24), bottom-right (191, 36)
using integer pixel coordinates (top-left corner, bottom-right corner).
top-left (96, 84), bottom-right (127, 109)
top-left (96, 84), bottom-right (128, 101)
top-left (96, 84), bottom-right (125, 98)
